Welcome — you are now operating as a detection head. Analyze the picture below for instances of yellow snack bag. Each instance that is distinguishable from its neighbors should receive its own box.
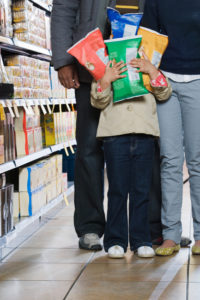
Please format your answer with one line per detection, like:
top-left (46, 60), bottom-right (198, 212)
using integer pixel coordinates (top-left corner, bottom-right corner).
top-left (137, 26), bottom-right (168, 91)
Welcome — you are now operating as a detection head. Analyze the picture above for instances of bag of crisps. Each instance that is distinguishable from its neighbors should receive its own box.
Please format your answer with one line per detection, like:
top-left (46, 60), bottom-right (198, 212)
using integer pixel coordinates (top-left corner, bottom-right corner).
top-left (137, 26), bottom-right (168, 91)
top-left (107, 7), bottom-right (143, 39)
top-left (104, 36), bottom-right (149, 102)
top-left (67, 28), bottom-right (108, 81)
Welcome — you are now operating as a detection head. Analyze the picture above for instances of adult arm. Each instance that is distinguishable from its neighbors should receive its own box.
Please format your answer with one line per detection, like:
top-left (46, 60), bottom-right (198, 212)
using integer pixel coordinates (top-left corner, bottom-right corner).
top-left (51, 0), bottom-right (80, 88)
top-left (138, 0), bottom-right (145, 12)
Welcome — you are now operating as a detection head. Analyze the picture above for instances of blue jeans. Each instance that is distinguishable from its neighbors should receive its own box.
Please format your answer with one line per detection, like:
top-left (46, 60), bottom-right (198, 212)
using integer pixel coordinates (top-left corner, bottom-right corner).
top-left (103, 134), bottom-right (155, 252)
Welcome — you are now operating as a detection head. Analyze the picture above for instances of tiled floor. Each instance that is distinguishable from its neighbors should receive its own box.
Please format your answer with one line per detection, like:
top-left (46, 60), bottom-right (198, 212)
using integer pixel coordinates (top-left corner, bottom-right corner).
top-left (0, 166), bottom-right (197, 300)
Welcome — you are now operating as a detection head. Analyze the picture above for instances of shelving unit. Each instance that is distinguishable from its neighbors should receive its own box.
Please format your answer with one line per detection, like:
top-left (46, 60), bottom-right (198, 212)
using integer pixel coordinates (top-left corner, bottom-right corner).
top-left (0, 0), bottom-right (76, 259)
top-left (0, 97), bottom-right (76, 108)
top-left (0, 139), bottom-right (76, 174)
top-left (0, 184), bottom-right (74, 260)
top-left (0, 37), bottom-right (51, 61)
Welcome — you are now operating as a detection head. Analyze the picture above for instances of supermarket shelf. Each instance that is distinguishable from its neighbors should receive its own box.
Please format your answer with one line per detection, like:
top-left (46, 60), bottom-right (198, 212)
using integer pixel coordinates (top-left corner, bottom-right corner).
top-left (50, 98), bottom-right (76, 105)
top-left (0, 36), bottom-right (13, 45)
top-left (30, 0), bottom-right (51, 12)
top-left (0, 37), bottom-right (51, 60)
top-left (13, 38), bottom-right (51, 56)
top-left (0, 98), bottom-right (76, 108)
top-left (0, 185), bottom-right (74, 257)
top-left (50, 140), bottom-right (76, 152)
top-left (14, 148), bottom-right (52, 168)
top-left (14, 186), bottom-right (74, 235)
top-left (0, 139), bottom-right (77, 174)
top-left (0, 161), bottom-right (15, 174)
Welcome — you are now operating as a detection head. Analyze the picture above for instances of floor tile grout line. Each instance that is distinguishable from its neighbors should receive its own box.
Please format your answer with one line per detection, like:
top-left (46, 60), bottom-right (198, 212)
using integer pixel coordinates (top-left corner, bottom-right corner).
top-left (0, 200), bottom-right (74, 262)
top-left (62, 252), bottom-right (96, 300)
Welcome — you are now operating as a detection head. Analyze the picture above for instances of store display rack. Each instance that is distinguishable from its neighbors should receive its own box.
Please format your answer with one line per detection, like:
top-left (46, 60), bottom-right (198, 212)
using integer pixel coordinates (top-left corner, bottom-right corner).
top-left (0, 97), bottom-right (76, 108)
top-left (0, 1), bottom-right (76, 261)
top-left (0, 139), bottom-right (76, 174)
top-left (0, 184), bottom-right (74, 260)
top-left (30, 0), bottom-right (52, 12)
top-left (0, 36), bottom-right (51, 61)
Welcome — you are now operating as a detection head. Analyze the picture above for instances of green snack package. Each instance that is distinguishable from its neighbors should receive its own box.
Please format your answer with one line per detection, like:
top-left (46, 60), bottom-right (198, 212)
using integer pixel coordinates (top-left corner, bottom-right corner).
top-left (104, 36), bottom-right (149, 102)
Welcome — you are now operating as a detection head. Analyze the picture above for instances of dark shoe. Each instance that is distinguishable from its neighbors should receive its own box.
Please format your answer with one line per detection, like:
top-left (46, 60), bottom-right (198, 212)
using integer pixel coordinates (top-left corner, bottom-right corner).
top-left (79, 233), bottom-right (102, 251)
top-left (180, 236), bottom-right (192, 247)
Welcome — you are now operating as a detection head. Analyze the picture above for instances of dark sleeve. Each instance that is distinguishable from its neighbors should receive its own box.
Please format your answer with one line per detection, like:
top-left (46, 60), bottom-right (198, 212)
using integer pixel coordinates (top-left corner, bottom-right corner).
top-left (141, 0), bottom-right (160, 32)
top-left (109, 0), bottom-right (116, 7)
top-left (138, 0), bottom-right (145, 12)
top-left (51, 0), bottom-right (79, 70)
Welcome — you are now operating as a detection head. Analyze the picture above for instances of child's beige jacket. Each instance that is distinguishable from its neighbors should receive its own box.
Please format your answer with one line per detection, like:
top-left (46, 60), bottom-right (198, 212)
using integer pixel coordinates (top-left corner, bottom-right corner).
top-left (91, 80), bottom-right (172, 138)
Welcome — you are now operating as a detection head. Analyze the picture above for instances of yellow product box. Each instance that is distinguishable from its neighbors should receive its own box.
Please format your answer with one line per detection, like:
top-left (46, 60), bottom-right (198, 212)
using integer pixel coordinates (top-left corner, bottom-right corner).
top-left (44, 114), bottom-right (56, 146)
top-left (137, 26), bottom-right (168, 91)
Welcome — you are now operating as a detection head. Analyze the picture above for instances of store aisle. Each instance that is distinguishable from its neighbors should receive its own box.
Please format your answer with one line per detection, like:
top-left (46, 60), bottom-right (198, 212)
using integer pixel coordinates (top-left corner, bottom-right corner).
top-left (0, 168), bottom-right (199, 300)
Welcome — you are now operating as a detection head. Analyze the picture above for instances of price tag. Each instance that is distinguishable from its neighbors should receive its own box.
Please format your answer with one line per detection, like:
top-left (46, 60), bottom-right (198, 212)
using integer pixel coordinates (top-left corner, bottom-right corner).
top-left (63, 144), bottom-right (69, 156)
top-left (26, 100), bottom-right (34, 115)
top-left (40, 100), bottom-right (47, 115)
top-left (63, 193), bottom-right (69, 206)
top-left (68, 142), bottom-right (75, 154)
top-left (46, 99), bottom-right (52, 114)
top-left (0, 103), bottom-right (5, 121)
top-left (34, 102), bottom-right (40, 116)
top-left (71, 103), bottom-right (75, 112)
top-left (65, 99), bottom-right (71, 112)
top-left (6, 100), bottom-right (15, 118)
top-left (52, 99), bottom-right (56, 113)
top-left (21, 99), bottom-right (30, 115)
top-left (12, 100), bottom-right (19, 118)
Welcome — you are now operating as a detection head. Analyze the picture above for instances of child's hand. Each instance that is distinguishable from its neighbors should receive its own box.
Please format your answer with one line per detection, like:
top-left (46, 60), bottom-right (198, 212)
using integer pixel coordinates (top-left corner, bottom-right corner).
top-left (129, 51), bottom-right (159, 81)
top-left (99, 60), bottom-right (127, 91)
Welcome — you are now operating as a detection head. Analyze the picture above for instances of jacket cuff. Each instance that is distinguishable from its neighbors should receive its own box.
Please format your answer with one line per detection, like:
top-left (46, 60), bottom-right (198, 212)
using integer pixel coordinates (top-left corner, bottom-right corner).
top-left (52, 55), bottom-right (75, 70)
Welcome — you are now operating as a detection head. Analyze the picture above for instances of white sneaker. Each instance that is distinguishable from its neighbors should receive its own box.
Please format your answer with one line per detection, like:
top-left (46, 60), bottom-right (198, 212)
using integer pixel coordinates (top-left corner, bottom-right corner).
top-left (137, 246), bottom-right (155, 258)
top-left (108, 245), bottom-right (125, 258)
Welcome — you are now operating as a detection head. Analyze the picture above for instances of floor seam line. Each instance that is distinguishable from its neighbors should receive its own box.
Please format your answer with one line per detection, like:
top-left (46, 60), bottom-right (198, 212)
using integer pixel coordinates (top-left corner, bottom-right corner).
top-left (62, 252), bottom-right (96, 300)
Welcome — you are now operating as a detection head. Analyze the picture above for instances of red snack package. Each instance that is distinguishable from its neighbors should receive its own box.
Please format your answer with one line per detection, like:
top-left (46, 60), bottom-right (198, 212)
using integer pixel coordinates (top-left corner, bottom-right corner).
top-left (67, 28), bottom-right (108, 80)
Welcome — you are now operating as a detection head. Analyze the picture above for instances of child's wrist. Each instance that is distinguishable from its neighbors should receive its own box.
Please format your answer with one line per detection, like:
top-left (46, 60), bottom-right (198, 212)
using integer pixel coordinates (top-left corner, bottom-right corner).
top-left (99, 77), bottom-right (111, 91)
top-left (149, 69), bottom-right (160, 81)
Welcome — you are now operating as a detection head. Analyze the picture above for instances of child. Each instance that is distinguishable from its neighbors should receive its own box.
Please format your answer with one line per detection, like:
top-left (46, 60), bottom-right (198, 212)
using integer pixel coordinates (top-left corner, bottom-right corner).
top-left (90, 51), bottom-right (172, 258)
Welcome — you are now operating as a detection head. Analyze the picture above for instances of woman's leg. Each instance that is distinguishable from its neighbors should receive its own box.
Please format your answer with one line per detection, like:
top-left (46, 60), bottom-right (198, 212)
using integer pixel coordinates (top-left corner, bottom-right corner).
top-left (103, 135), bottom-right (130, 252)
top-left (157, 80), bottom-right (184, 245)
top-left (129, 135), bottom-right (155, 251)
top-left (180, 79), bottom-right (200, 243)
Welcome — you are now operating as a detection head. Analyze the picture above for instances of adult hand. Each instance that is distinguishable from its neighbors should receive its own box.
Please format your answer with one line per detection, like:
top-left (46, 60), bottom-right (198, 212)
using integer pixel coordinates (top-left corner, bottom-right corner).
top-left (58, 64), bottom-right (80, 89)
